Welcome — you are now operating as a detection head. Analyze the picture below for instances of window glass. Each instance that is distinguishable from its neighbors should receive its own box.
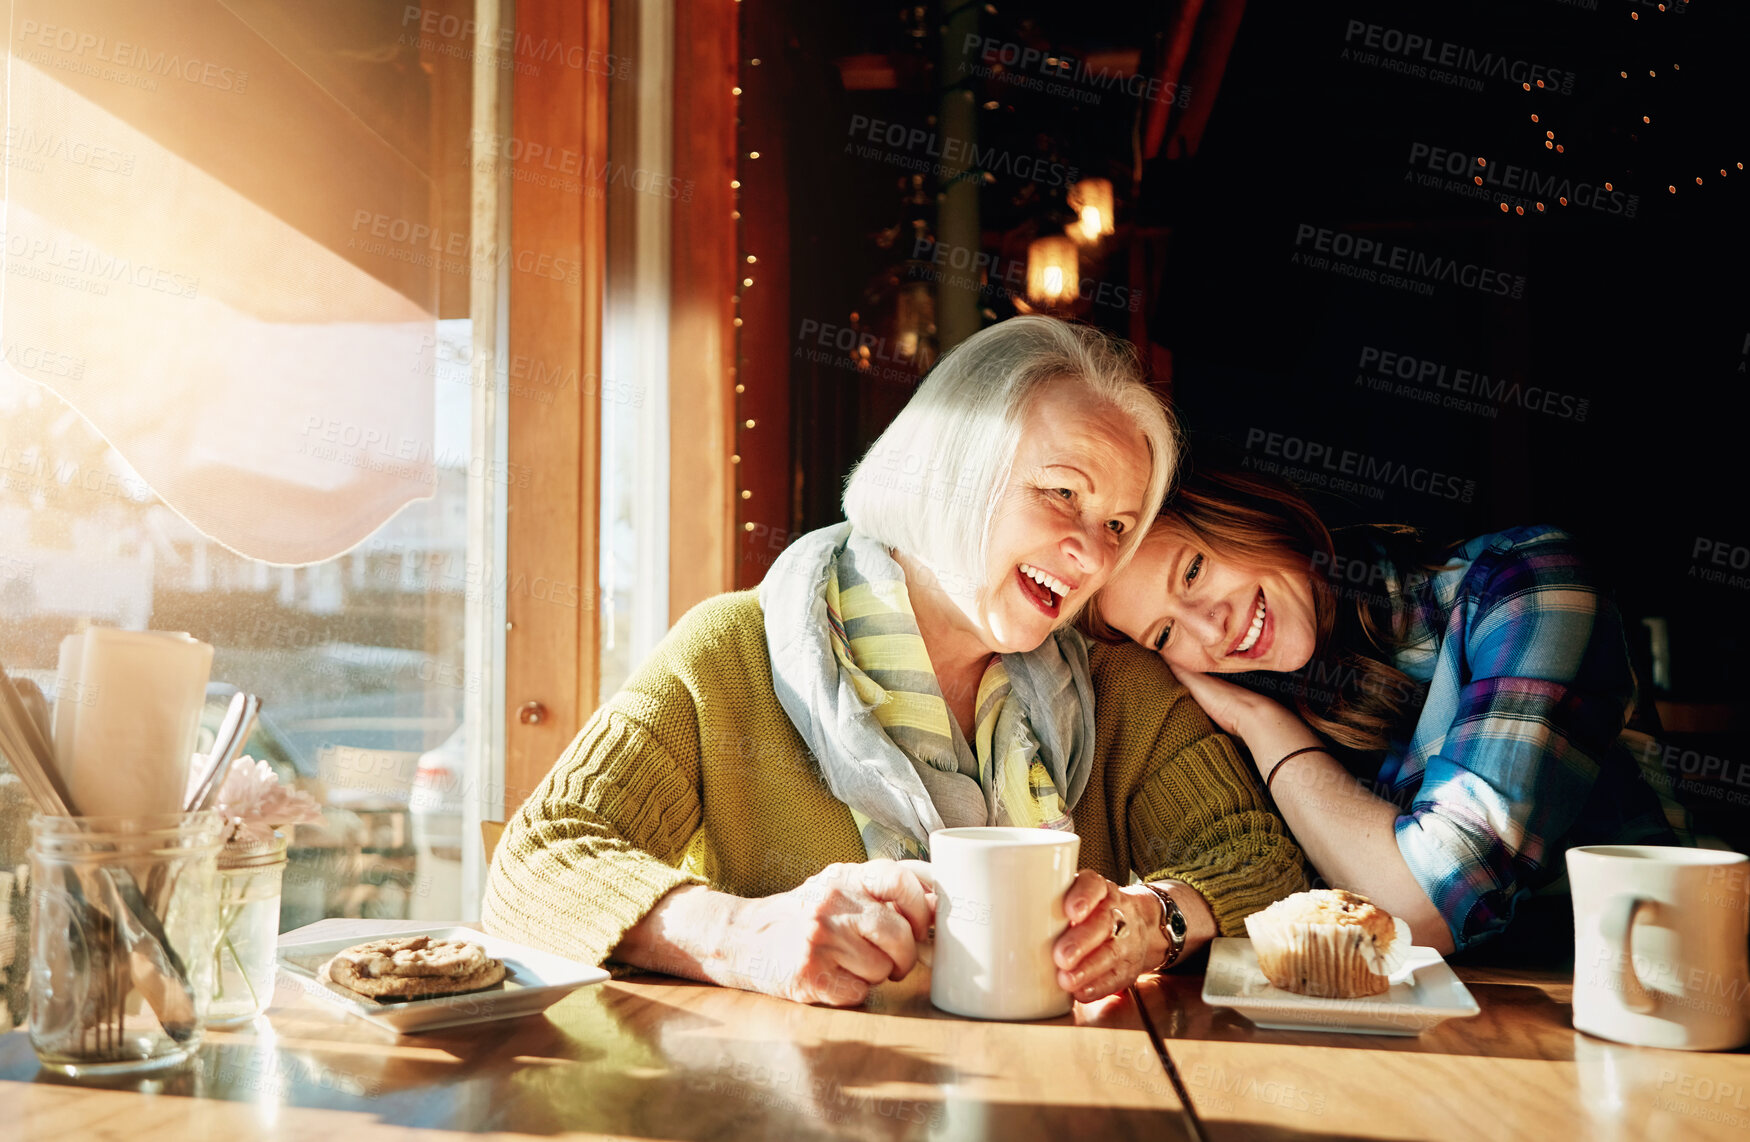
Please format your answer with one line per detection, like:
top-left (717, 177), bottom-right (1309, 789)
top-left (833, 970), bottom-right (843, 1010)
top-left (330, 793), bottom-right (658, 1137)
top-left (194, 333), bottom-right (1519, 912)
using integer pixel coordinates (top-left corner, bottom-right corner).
top-left (0, 1), bottom-right (494, 1031)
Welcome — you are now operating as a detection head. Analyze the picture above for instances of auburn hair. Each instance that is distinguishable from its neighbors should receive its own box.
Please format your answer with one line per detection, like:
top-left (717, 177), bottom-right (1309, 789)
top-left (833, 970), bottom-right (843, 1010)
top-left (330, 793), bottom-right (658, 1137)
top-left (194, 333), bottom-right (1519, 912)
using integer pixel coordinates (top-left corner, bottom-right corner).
top-left (1081, 465), bottom-right (1438, 757)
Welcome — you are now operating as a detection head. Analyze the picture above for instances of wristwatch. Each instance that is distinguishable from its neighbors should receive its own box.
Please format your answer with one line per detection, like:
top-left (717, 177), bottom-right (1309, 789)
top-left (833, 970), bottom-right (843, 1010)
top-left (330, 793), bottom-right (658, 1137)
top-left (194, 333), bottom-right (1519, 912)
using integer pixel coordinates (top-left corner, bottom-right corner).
top-left (1142, 882), bottom-right (1188, 972)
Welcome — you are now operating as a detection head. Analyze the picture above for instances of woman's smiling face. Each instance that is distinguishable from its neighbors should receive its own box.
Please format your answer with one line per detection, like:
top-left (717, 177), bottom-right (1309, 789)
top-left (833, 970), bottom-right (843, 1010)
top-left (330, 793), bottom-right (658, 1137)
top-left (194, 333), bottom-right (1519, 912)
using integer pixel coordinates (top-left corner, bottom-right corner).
top-left (1097, 523), bottom-right (1319, 674)
top-left (958, 381), bottom-right (1153, 656)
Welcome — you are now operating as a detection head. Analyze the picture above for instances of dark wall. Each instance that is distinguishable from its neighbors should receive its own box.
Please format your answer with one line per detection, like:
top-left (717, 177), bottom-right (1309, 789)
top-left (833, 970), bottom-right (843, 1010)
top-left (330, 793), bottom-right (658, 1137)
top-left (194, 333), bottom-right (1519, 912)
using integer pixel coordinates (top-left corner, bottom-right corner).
top-left (1164, 0), bottom-right (1747, 695)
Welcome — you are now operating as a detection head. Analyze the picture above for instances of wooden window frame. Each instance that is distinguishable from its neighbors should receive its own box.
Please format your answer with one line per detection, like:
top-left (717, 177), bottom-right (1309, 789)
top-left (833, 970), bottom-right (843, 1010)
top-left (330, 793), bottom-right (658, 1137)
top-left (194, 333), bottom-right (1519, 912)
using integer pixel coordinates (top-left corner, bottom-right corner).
top-left (503, 0), bottom-right (610, 813)
top-left (503, 0), bottom-right (738, 816)
top-left (668, 2), bottom-right (740, 615)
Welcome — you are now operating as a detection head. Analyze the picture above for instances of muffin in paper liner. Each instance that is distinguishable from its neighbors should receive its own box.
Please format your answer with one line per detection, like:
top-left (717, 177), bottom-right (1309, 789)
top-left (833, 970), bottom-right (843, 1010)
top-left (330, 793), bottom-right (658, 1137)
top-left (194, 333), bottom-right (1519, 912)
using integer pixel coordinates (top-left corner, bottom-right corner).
top-left (1244, 889), bottom-right (1412, 998)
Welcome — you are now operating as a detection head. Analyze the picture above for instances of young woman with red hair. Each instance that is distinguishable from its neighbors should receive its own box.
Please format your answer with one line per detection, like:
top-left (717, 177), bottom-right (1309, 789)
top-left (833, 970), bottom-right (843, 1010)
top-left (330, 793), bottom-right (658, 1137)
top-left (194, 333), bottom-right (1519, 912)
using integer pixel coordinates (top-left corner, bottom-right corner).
top-left (1087, 466), bottom-right (1684, 954)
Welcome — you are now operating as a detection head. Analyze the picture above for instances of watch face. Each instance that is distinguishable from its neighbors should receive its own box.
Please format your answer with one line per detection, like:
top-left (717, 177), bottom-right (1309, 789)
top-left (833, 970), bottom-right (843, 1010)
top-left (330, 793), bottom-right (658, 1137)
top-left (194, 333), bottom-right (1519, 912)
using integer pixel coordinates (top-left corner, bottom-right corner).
top-left (1154, 887), bottom-right (1187, 946)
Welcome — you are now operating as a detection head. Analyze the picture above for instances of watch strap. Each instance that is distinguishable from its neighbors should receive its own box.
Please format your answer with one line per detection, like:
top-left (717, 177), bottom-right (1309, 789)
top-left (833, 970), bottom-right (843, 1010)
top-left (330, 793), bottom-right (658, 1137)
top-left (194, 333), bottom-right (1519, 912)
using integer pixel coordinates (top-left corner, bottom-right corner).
top-left (1142, 882), bottom-right (1186, 972)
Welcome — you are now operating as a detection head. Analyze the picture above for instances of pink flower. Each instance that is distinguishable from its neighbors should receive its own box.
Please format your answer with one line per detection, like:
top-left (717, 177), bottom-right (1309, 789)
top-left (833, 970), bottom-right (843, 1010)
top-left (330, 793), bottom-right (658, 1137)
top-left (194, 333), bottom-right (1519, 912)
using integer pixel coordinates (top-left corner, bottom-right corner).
top-left (212, 757), bottom-right (323, 845)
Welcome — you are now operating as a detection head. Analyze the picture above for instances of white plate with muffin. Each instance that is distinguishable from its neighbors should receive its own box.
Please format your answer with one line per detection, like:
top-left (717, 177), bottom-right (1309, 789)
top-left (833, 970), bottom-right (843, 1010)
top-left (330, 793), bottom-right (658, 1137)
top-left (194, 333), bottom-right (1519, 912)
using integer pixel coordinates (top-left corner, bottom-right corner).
top-left (277, 926), bottom-right (609, 1034)
top-left (1201, 890), bottom-right (1480, 1036)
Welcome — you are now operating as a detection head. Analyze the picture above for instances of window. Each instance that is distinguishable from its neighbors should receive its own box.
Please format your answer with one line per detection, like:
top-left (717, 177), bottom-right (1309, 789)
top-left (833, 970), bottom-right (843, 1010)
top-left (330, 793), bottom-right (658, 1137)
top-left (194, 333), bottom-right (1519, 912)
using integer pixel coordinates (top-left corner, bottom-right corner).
top-left (0, 0), bottom-right (512, 1030)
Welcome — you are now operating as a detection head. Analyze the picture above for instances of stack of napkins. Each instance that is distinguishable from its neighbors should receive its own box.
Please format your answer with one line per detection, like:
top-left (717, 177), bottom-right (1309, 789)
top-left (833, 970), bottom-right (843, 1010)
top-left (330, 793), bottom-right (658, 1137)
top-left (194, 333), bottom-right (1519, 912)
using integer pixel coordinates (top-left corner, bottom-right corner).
top-left (53, 629), bottom-right (214, 817)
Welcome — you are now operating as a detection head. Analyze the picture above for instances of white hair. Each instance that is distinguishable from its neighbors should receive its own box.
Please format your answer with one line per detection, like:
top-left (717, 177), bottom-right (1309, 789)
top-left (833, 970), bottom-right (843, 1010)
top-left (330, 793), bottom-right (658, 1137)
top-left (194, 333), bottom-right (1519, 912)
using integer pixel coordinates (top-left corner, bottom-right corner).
top-left (843, 315), bottom-right (1179, 602)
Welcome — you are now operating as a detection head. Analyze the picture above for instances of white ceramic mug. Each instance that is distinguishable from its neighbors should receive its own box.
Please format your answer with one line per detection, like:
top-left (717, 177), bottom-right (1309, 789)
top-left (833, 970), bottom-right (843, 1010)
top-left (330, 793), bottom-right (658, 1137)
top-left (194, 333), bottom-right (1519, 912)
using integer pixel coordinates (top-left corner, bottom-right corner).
top-left (903, 827), bottom-right (1080, 1021)
top-left (1568, 844), bottom-right (1750, 1050)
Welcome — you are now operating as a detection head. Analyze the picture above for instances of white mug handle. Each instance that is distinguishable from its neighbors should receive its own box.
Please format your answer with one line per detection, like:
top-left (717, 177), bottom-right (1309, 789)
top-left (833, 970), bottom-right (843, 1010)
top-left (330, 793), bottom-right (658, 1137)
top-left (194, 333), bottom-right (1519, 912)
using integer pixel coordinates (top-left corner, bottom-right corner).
top-left (1598, 893), bottom-right (1658, 1014)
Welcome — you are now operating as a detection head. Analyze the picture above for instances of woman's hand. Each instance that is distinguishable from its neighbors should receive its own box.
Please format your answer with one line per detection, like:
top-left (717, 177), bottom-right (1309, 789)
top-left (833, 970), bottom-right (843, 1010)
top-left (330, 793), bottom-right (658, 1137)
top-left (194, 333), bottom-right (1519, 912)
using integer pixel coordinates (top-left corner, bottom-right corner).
top-left (1166, 662), bottom-right (1283, 740)
top-left (1052, 870), bottom-right (1167, 1002)
top-left (721, 860), bottom-right (934, 1007)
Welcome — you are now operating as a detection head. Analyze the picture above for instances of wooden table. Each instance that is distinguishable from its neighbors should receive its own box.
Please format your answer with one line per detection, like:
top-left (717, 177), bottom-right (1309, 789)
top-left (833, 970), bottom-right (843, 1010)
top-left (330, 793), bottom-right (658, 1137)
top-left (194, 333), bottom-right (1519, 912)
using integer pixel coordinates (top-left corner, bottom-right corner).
top-left (1133, 958), bottom-right (1750, 1142)
top-left (0, 919), bottom-right (1194, 1140)
top-left (1, 920), bottom-right (1745, 1140)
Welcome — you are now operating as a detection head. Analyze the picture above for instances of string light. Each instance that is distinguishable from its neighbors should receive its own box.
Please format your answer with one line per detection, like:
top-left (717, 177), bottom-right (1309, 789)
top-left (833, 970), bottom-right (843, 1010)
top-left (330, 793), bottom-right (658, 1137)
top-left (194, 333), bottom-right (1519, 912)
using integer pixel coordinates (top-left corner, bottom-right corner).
top-left (1604, 17), bottom-right (1743, 211)
top-left (735, 30), bottom-right (751, 545)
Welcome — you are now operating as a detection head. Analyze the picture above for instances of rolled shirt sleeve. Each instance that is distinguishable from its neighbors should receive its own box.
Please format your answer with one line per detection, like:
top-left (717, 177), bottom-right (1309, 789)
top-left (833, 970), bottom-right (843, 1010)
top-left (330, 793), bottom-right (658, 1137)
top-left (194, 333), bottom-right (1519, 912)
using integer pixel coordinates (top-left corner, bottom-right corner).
top-left (1391, 530), bottom-right (1638, 950)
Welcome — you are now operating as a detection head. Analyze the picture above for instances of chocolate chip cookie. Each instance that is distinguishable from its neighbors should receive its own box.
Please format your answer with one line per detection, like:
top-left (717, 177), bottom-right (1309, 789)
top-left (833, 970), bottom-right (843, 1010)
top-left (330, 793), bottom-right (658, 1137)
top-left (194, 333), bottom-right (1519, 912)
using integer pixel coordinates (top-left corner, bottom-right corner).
top-left (323, 935), bottom-right (507, 1000)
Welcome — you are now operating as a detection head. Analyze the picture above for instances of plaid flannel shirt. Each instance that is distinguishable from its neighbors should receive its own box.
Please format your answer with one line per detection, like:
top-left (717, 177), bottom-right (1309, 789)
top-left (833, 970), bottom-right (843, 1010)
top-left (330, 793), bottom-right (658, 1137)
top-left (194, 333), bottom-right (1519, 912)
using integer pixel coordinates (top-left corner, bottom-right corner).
top-left (1369, 526), bottom-right (1675, 950)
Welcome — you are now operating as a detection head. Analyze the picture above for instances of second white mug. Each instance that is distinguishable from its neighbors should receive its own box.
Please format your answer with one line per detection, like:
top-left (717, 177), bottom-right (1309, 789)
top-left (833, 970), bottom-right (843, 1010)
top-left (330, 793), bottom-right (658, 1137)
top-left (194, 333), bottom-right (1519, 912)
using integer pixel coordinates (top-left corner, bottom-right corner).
top-left (1568, 844), bottom-right (1750, 1051)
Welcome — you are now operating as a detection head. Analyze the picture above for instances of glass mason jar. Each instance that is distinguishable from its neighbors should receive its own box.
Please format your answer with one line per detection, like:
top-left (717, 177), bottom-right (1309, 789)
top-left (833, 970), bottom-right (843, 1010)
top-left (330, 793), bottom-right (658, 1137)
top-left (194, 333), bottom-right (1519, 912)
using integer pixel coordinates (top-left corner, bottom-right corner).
top-left (28, 812), bottom-right (224, 1076)
top-left (207, 832), bottom-right (288, 1028)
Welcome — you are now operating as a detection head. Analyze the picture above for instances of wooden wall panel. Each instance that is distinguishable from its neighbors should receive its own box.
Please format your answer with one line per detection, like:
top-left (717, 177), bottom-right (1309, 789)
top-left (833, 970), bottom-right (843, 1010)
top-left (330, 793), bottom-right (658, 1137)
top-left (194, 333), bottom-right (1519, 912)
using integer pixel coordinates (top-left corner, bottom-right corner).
top-left (504, 0), bottom-right (609, 813)
top-left (667, 0), bottom-right (739, 615)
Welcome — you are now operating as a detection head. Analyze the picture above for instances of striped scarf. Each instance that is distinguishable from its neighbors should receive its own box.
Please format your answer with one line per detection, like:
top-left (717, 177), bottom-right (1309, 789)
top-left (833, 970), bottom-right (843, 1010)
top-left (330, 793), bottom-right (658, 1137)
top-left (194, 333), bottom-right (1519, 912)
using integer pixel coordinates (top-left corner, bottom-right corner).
top-left (761, 524), bottom-right (1093, 861)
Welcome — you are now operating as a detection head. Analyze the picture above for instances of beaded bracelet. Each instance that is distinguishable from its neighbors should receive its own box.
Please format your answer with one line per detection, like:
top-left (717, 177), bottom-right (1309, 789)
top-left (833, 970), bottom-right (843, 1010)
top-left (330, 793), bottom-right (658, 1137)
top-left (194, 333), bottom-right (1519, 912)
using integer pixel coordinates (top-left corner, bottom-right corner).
top-left (1266, 745), bottom-right (1329, 791)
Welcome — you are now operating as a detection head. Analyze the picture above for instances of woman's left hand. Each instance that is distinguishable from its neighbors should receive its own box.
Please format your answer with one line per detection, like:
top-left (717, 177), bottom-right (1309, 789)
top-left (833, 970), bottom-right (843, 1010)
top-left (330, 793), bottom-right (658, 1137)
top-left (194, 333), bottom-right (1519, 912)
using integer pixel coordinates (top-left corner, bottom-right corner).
top-left (1052, 870), bottom-right (1164, 1003)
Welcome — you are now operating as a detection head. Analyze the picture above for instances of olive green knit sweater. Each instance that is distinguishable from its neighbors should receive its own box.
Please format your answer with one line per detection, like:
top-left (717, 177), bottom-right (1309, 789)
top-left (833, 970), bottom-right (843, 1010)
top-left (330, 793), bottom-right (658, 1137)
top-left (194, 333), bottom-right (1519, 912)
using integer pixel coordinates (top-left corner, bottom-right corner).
top-left (483, 591), bottom-right (1308, 966)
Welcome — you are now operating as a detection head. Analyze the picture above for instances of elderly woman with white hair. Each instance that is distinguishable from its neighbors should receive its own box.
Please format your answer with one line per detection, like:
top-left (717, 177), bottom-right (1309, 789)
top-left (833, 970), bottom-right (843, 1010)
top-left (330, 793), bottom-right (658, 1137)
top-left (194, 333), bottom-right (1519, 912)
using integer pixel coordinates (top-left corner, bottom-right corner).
top-left (484, 315), bottom-right (1306, 1006)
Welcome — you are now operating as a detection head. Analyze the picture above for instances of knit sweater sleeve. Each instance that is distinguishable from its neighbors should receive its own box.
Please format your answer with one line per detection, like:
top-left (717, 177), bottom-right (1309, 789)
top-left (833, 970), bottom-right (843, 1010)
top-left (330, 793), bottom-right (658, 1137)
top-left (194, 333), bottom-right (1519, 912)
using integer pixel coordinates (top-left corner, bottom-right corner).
top-left (481, 608), bottom-right (723, 966)
top-left (481, 707), bottom-right (707, 966)
top-left (1092, 643), bottom-right (1309, 936)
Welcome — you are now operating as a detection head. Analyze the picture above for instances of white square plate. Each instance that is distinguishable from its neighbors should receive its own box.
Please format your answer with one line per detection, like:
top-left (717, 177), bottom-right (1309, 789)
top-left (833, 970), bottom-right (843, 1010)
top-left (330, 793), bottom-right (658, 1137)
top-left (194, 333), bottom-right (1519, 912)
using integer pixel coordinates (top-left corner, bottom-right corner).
top-left (1200, 937), bottom-right (1480, 1036)
top-left (276, 925), bottom-right (609, 1034)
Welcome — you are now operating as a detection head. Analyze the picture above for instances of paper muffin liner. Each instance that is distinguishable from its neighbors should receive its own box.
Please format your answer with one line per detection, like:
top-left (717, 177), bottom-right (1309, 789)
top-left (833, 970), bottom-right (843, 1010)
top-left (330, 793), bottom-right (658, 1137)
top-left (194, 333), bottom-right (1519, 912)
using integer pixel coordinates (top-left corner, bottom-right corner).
top-left (1246, 911), bottom-right (1409, 999)
top-left (1361, 917), bottom-right (1413, 980)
